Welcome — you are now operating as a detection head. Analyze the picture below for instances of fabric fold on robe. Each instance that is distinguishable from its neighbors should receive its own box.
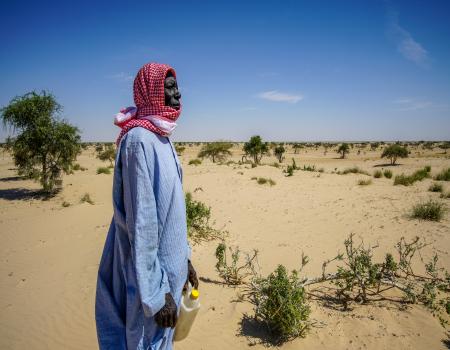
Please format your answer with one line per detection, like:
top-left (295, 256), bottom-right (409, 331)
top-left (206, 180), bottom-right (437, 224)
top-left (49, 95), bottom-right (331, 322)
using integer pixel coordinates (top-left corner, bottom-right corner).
top-left (95, 127), bottom-right (190, 350)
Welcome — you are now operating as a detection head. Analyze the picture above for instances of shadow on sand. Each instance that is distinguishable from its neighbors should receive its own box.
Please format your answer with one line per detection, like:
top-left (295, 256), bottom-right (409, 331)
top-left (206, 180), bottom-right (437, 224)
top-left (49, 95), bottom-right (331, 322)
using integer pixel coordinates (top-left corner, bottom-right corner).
top-left (0, 176), bottom-right (26, 182)
top-left (0, 188), bottom-right (57, 201)
top-left (373, 163), bottom-right (401, 167)
top-left (443, 333), bottom-right (450, 349)
top-left (198, 276), bottom-right (227, 286)
top-left (237, 313), bottom-right (280, 347)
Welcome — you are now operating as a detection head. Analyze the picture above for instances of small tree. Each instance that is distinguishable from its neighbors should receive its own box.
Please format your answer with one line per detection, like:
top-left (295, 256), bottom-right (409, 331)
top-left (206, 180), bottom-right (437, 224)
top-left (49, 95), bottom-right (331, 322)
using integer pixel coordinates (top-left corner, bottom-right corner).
top-left (243, 135), bottom-right (269, 164)
top-left (175, 145), bottom-right (186, 156)
top-left (381, 144), bottom-right (408, 165)
top-left (273, 145), bottom-right (285, 163)
top-left (292, 143), bottom-right (303, 154)
top-left (370, 142), bottom-right (379, 151)
top-left (438, 142), bottom-right (450, 154)
top-left (337, 143), bottom-right (350, 159)
top-left (1, 91), bottom-right (81, 193)
top-left (97, 144), bottom-right (116, 167)
top-left (197, 142), bottom-right (232, 163)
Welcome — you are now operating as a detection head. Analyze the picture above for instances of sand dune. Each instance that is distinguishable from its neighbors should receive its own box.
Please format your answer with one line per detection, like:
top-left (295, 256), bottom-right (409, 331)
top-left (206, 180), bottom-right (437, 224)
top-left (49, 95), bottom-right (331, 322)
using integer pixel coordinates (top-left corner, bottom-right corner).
top-left (1, 144), bottom-right (449, 349)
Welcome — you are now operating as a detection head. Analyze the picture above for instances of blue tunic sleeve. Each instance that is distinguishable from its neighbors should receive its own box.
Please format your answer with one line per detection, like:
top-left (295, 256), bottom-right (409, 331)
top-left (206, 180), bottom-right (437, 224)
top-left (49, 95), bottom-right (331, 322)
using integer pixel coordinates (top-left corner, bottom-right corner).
top-left (121, 141), bottom-right (170, 318)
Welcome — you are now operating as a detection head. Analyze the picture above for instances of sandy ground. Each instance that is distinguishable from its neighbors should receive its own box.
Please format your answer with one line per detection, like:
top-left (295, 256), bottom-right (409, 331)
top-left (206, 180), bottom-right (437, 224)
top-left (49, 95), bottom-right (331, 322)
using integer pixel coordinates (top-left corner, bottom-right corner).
top-left (1, 143), bottom-right (449, 349)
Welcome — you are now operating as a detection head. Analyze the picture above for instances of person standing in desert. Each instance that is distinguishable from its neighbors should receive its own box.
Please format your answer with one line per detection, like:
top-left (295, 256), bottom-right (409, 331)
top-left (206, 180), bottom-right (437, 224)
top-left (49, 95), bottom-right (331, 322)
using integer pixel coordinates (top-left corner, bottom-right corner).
top-left (95, 62), bottom-right (199, 350)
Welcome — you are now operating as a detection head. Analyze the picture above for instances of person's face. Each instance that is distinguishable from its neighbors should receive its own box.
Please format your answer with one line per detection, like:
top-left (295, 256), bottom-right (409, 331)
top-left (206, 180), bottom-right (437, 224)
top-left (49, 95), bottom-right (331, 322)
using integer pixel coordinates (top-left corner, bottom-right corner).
top-left (164, 73), bottom-right (181, 110)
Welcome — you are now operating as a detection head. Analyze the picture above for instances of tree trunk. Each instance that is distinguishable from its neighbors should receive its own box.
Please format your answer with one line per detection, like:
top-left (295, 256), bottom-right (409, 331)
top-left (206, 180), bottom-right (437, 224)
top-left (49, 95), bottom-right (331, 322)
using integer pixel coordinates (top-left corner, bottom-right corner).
top-left (42, 154), bottom-right (50, 191)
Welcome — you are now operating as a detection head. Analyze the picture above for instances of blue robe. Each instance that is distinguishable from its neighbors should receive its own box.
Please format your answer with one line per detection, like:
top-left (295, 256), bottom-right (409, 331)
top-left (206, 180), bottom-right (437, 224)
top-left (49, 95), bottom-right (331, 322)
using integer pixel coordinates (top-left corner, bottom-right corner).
top-left (95, 127), bottom-right (191, 350)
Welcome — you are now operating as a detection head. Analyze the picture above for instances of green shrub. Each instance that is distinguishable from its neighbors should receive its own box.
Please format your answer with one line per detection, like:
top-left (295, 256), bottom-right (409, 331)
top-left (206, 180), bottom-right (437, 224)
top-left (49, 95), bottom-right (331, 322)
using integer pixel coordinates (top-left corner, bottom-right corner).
top-left (411, 200), bottom-right (445, 221)
top-left (383, 169), bottom-right (393, 178)
top-left (97, 167), bottom-right (111, 174)
top-left (434, 168), bottom-right (450, 181)
top-left (188, 158), bottom-right (202, 166)
top-left (358, 179), bottom-right (372, 186)
top-left (302, 164), bottom-right (316, 172)
top-left (256, 177), bottom-right (276, 186)
top-left (394, 174), bottom-right (412, 186)
top-left (72, 163), bottom-right (87, 171)
top-left (185, 192), bottom-right (223, 244)
top-left (80, 193), bottom-right (94, 205)
top-left (252, 265), bottom-right (310, 342)
top-left (429, 183), bottom-right (443, 193)
top-left (285, 166), bottom-right (294, 177)
top-left (373, 170), bottom-right (382, 178)
top-left (331, 234), bottom-right (398, 305)
top-left (257, 177), bottom-right (268, 184)
top-left (284, 159), bottom-right (298, 177)
top-left (175, 145), bottom-right (185, 156)
top-left (338, 166), bottom-right (369, 175)
top-left (394, 167), bottom-right (431, 186)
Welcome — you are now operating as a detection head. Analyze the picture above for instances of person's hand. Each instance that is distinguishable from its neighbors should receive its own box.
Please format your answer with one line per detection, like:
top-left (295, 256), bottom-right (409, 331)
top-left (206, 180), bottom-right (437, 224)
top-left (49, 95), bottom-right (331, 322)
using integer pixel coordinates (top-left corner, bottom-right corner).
top-left (183, 260), bottom-right (199, 291)
top-left (154, 293), bottom-right (178, 328)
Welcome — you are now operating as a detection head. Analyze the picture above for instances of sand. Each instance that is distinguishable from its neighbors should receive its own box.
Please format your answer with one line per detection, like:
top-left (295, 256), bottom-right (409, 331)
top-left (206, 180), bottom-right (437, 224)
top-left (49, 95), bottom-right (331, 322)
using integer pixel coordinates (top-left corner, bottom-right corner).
top-left (1, 143), bottom-right (449, 349)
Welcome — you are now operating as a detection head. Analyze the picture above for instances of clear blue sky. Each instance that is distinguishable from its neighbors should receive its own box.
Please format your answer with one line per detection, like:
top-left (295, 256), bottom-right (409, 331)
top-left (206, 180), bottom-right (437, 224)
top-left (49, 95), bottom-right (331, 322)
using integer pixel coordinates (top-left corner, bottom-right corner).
top-left (1, 0), bottom-right (449, 142)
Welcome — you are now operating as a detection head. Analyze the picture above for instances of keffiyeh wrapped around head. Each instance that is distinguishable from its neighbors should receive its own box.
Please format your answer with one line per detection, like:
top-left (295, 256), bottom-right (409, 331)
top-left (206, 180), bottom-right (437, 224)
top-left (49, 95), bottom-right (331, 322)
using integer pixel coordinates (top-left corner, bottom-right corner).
top-left (115, 62), bottom-right (182, 145)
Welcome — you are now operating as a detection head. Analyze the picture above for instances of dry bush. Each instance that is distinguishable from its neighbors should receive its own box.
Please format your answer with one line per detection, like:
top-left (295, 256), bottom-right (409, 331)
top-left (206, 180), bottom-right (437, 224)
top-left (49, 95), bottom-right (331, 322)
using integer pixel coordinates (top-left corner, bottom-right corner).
top-left (215, 243), bottom-right (258, 285)
top-left (80, 193), bottom-right (94, 205)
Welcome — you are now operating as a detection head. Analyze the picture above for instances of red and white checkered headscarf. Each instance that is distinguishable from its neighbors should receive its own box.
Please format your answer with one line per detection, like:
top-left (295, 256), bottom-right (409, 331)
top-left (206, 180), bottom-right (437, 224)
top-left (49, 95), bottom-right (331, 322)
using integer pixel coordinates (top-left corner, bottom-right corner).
top-left (115, 62), bottom-right (182, 145)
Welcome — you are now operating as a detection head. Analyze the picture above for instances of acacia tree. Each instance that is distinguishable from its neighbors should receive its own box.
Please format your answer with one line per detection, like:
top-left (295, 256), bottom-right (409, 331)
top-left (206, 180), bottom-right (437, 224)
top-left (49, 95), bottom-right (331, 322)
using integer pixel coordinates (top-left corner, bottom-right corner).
top-left (97, 144), bottom-right (116, 166)
top-left (274, 145), bottom-right (286, 163)
top-left (243, 135), bottom-right (269, 164)
top-left (292, 143), bottom-right (303, 154)
top-left (381, 144), bottom-right (408, 165)
top-left (1, 91), bottom-right (81, 193)
top-left (337, 143), bottom-right (350, 159)
top-left (197, 142), bottom-right (233, 163)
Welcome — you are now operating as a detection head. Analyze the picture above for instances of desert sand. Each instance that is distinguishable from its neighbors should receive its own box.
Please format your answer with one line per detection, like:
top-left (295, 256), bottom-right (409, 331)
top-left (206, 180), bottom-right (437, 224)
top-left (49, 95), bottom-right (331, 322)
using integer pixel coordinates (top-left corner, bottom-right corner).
top-left (1, 143), bottom-right (449, 349)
